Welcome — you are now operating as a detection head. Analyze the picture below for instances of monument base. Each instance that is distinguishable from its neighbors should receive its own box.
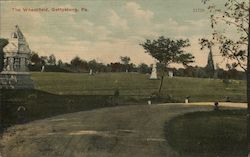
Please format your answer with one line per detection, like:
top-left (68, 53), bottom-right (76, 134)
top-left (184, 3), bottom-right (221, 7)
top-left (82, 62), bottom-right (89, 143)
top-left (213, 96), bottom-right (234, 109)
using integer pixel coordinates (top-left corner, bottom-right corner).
top-left (0, 71), bottom-right (34, 89)
top-left (149, 76), bottom-right (158, 80)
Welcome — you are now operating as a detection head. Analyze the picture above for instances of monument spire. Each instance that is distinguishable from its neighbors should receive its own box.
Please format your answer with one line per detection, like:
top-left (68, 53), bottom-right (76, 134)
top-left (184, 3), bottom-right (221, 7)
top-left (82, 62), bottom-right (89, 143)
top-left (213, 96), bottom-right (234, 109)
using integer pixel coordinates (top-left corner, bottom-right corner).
top-left (14, 25), bottom-right (25, 40)
top-left (0, 25), bottom-right (34, 89)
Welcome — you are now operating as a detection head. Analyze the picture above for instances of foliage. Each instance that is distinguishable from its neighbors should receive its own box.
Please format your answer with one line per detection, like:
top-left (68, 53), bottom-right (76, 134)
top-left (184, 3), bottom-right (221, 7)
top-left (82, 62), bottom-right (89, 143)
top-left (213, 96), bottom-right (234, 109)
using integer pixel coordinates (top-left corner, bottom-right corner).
top-left (140, 36), bottom-right (195, 93)
top-left (30, 51), bottom-right (42, 65)
top-left (40, 56), bottom-right (48, 66)
top-left (137, 63), bottom-right (151, 74)
top-left (27, 52), bottom-right (245, 80)
top-left (120, 56), bottom-right (131, 72)
top-left (200, 3), bottom-right (249, 153)
top-left (0, 38), bottom-right (8, 72)
top-left (48, 54), bottom-right (56, 65)
top-left (70, 56), bottom-right (82, 68)
top-left (70, 56), bottom-right (87, 72)
top-left (57, 59), bottom-right (63, 67)
top-left (120, 56), bottom-right (131, 65)
top-left (140, 36), bottom-right (194, 66)
top-left (201, 0), bottom-right (249, 71)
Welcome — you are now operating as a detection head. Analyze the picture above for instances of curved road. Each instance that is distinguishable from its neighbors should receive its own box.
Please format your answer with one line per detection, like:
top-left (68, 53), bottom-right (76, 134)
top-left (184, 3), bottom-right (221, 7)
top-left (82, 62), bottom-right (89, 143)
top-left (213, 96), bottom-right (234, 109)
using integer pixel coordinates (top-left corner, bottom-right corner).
top-left (1, 103), bottom-right (246, 157)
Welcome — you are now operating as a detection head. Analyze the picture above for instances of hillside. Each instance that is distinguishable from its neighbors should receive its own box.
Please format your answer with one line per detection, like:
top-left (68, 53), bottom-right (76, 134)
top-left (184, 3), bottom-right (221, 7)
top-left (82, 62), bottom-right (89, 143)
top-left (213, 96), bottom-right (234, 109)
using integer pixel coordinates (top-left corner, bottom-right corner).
top-left (31, 72), bottom-right (246, 102)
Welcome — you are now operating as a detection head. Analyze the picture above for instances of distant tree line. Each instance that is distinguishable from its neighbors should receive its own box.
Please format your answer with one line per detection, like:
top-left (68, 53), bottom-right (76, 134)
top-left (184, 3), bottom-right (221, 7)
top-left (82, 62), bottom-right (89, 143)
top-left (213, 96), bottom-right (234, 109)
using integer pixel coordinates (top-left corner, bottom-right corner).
top-left (1, 40), bottom-right (245, 80)
top-left (168, 66), bottom-right (246, 80)
top-left (28, 52), bottom-right (68, 72)
top-left (28, 52), bottom-right (245, 80)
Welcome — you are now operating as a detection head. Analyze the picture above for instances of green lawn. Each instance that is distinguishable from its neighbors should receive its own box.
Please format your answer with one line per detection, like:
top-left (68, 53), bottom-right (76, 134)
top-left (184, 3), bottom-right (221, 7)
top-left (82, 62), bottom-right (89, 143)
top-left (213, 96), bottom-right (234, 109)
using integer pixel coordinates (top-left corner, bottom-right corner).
top-left (31, 72), bottom-right (246, 102)
top-left (165, 109), bottom-right (247, 157)
top-left (2, 72), bottom-right (246, 128)
top-left (1, 72), bottom-right (247, 157)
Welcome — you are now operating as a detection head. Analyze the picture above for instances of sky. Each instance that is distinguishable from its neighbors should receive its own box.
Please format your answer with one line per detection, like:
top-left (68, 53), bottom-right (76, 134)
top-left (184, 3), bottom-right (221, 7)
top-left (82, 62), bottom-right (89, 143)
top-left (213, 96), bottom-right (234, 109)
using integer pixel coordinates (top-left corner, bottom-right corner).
top-left (0, 0), bottom-right (228, 67)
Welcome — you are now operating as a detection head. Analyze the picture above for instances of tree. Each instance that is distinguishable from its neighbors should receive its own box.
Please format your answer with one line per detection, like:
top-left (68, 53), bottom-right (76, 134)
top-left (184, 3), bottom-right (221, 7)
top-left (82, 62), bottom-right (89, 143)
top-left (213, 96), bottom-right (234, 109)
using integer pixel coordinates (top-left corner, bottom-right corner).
top-left (110, 62), bottom-right (123, 72)
top-left (88, 59), bottom-right (98, 72)
top-left (70, 56), bottom-right (82, 71)
top-left (57, 59), bottom-right (63, 67)
top-left (40, 56), bottom-right (48, 66)
top-left (140, 36), bottom-right (194, 94)
top-left (48, 54), bottom-right (56, 65)
top-left (0, 38), bottom-right (8, 72)
top-left (138, 63), bottom-right (150, 74)
top-left (201, 0), bottom-right (248, 71)
top-left (201, 0), bottom-right (250, 154)
top-left (120, 56), bottom-right (131, 72)
top-left (0, 38), bottom-right (7, 133)
top-left (120, 56), bottom-right (130, 65)
top-left (30, 51), bottom-right (41, 65)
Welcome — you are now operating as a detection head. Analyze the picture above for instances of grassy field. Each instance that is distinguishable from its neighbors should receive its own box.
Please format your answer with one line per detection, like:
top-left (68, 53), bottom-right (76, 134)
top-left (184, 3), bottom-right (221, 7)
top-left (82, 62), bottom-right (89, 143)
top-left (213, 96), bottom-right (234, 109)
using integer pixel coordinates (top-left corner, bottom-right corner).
top-left (165, 109), bottom-right (247, 157)
top-left (1, 70), bottom-right (247, 157)
top-left (31, 72), bottom-right (246, 102)
top-left (1, 72), bottom-right (246, 131)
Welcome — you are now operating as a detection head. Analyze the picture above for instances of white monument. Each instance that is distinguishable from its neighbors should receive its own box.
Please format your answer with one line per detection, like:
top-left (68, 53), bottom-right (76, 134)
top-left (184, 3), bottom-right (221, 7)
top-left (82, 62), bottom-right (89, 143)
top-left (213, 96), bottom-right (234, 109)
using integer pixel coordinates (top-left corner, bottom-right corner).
top-left (168, 71), bottom-right (173, 78)
top-left (41, 65), bottom-right (45, 72)
top-left (89, 69), bottom-right (93, 75)
top-left (0, 25), bottom-right (34, 89)
top-left (149, 63), bottom-right (158, 80)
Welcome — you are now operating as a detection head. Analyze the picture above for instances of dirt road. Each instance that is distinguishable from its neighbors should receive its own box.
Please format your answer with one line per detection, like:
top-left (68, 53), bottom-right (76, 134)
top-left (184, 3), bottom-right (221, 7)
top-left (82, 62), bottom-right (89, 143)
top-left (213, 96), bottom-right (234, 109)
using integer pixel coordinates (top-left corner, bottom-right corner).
top-left (1, 103), bottom-right (245, 157)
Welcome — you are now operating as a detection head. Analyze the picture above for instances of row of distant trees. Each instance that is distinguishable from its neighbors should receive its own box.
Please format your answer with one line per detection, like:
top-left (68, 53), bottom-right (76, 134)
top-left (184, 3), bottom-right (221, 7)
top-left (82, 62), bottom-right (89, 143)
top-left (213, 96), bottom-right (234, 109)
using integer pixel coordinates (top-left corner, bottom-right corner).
top-left (0, 41), bottom-right (246, 80)
top-left (29, 52), bottom-right (148, 73)
top-left (28, 51), bottom-right (245, 80)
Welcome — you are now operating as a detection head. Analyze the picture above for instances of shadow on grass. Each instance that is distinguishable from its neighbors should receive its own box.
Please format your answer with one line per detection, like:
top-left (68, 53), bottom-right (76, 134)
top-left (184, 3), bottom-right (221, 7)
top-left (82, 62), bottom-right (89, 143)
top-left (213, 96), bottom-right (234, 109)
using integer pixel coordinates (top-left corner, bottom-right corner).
top-left (164, 109), bottom-right (247, 157)
top-left (0, 89), bottom-right (181, 132)
top-left (0, 89), bottom-right (116, 131)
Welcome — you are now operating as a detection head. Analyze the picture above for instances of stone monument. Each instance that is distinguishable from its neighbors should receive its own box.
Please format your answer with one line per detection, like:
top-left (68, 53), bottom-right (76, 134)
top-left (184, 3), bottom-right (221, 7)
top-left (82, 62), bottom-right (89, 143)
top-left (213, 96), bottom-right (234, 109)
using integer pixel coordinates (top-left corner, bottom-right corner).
top-left (0, 25), bottom-right (34, 89)
top-left (168, 71), bottom-right (173, 78)
top-left (149, 63), bottom-right (158, 80)
top-left (89, 69), bottom-right (93, 75)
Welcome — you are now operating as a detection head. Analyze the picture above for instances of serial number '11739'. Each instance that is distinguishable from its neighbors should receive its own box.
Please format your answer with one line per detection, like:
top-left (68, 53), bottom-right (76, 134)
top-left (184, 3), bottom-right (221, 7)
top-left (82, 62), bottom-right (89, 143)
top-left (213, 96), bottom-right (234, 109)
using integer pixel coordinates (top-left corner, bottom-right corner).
top-left (193, 8), bottom-right (205, 12)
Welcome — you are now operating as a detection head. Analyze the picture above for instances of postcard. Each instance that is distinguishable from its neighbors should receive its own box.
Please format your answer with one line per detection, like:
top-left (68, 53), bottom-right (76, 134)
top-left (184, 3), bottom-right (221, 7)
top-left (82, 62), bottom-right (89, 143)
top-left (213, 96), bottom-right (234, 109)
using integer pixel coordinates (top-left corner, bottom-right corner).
top-left (0, 0), bottom-right (248, 157)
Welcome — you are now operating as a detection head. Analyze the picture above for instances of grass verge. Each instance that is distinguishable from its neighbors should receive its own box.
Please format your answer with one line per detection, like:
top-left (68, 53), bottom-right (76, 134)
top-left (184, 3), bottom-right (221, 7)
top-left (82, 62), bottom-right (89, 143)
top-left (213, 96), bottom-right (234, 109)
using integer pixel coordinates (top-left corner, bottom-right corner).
top-left (165, 109), bottom-right (247, 157)
top-left (1, 89), bottom-right (114, 129)
top-left (0, 88), bottom-right (176, 131)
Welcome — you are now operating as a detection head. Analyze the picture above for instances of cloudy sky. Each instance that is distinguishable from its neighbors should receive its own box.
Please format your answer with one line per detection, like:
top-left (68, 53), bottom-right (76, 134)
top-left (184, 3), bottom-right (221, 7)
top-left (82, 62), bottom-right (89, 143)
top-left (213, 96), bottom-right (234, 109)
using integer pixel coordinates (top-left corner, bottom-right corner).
top-left (0, 0), bottom-right (228, 67)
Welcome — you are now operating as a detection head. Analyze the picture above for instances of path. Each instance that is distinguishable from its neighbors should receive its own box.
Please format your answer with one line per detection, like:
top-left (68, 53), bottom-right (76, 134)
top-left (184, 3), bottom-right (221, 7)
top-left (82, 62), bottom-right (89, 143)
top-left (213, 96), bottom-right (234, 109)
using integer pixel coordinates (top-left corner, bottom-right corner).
top-left (1, 103), bottom-right (245, 157)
